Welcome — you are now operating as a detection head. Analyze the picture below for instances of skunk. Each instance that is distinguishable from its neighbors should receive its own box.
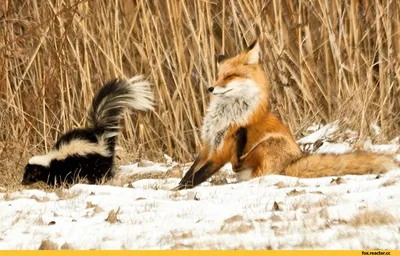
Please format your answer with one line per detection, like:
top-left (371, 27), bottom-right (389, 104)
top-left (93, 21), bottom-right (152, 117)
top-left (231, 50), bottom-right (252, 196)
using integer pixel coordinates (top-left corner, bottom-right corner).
top-left (21, 76), bottom-right (154, 186)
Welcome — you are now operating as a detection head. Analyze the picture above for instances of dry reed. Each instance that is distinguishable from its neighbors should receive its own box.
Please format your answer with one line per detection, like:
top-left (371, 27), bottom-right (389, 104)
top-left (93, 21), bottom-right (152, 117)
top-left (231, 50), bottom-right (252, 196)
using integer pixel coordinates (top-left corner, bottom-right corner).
top-left (1, 0), bottom-right (399, 188)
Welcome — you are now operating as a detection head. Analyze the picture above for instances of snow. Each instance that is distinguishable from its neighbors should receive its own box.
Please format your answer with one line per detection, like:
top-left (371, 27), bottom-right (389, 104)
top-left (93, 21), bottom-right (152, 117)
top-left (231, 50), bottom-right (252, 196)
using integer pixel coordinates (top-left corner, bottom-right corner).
top-left (120, 161), bottom-right (169, 175)
top-left (1, 123), bottom-right (399, 249)
top-left (297, 121), bottom-right (339, 145)
top-left (315, 142), bottom-right (352, 154)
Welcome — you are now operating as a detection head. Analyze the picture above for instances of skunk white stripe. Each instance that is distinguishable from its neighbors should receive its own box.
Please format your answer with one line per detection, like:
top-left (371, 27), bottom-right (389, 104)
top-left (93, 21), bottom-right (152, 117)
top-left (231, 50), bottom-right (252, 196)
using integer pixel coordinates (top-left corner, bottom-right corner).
top-left (28, 154), bottom-right (54, 167)
top-left (28, 137), bottom-right (111, 167)
top-left (126, 76), bottom-right (154, 111)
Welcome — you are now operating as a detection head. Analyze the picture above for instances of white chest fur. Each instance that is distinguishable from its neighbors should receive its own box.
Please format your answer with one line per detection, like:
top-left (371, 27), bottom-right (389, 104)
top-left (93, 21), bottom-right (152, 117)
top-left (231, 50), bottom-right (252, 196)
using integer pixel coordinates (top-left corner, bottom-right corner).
top-left (201, 80), bottom-right (262, 149)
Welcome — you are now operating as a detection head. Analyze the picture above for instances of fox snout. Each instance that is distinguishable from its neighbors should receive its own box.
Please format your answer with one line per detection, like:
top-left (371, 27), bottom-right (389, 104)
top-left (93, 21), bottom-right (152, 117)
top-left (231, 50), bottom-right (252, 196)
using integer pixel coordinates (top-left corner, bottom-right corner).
top-left (207, 87), bottom-right (214, 93)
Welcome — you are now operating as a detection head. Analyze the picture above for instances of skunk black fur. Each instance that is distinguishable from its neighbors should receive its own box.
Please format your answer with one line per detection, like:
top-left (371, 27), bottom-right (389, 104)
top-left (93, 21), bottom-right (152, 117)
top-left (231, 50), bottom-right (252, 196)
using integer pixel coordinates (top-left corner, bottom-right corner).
top-left (22, 76), bottom-right (154, 186)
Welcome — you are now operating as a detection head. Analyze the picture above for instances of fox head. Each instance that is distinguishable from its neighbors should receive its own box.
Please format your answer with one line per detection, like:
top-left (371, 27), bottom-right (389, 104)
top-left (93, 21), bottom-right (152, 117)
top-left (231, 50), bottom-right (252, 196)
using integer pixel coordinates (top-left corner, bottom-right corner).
top-left (209, 40), bottom-right (269, 100)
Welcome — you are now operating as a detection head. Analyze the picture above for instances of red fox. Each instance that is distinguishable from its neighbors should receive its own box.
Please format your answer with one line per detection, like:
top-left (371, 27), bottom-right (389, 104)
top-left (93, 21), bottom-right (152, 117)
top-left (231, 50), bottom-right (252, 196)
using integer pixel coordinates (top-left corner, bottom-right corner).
top-left (173, 41), bottom-right (398, 190)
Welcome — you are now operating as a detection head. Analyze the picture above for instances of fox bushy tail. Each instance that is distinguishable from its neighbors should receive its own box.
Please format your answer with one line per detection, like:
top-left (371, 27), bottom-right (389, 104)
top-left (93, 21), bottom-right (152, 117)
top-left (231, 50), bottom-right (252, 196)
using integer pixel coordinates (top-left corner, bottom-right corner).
top-left (87, 75), bottom-right (154, 135)
top-left (285, 152), bottom-right (398, 178)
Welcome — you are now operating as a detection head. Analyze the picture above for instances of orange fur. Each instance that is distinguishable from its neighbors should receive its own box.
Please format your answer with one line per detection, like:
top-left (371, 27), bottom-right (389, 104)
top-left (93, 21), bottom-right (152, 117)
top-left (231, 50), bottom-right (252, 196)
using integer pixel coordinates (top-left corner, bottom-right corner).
top-left (174, 40), bottom-right (397, 190)
top-left (285, 152), bottom-right (397, 178)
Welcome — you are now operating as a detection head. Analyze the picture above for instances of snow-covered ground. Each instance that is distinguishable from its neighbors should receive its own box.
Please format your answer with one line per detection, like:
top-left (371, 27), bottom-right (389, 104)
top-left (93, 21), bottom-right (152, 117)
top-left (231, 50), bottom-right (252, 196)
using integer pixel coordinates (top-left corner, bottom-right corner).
top-left (0, 123), bottom-right (399, 249)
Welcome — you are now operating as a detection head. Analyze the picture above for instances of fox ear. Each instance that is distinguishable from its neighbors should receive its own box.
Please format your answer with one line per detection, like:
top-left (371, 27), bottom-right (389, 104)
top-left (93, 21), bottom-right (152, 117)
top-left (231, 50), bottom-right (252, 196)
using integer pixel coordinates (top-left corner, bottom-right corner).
top-left (217, 55), bottom-right (228, 63)
top-left (217, 55), bottom-right (228, 69)
top-left (245, 40), bottom-right (260, 65)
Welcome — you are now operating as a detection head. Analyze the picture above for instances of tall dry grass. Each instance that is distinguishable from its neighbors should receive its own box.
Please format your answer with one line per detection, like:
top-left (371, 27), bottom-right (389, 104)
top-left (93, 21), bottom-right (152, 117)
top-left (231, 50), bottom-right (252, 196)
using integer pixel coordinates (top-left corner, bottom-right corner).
top-left (1, 0), bottom-right (399, 187)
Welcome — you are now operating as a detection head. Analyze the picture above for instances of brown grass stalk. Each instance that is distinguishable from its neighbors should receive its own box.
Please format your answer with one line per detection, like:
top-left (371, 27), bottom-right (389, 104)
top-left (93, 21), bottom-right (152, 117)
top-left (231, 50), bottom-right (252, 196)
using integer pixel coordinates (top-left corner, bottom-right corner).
top-left (1, 0), bottom-right (399, 188)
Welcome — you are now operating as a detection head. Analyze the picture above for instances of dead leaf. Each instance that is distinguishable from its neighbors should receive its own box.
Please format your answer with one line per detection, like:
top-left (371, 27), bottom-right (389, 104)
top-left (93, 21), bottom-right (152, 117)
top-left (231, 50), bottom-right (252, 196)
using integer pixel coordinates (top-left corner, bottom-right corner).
top-left (286, 189), bottom-right (306, 196)
top-left (60, 242), bottom-right (73, 250)
top-left (273, 201), bottom-right (282, 211)
top-left (235, 223), bottom-right (254, 233)
top-left (224, 215), bottom-right (244, 224)
top-left (330, 177), bottom-right (344, 185)
top-left (270, 215), bottom-right (282, 222)
top-left (310, 191), bottom-right (323, 195)
top-left (38, 239), bottom-right (58, 250)
top-left (93, 206), bottom-right (105, 214)
top-left (86, 201), bottom-right (97, 208)
top-left (105, 207), bottom-right (121, 223)
top-left (274, 181), bottom-right (286, 188)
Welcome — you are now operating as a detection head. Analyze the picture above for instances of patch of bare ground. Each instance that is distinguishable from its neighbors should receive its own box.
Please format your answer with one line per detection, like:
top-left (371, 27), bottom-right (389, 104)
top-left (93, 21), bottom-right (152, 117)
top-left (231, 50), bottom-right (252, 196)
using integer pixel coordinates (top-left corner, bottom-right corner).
top-left (349, 210), bottom-right (397, 227)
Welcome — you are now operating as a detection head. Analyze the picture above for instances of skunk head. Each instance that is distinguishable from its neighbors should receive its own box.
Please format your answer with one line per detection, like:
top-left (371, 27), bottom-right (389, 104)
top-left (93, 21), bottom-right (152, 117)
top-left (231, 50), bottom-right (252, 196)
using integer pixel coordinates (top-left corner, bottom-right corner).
top-left (21, 164), bottom-right (48, 185)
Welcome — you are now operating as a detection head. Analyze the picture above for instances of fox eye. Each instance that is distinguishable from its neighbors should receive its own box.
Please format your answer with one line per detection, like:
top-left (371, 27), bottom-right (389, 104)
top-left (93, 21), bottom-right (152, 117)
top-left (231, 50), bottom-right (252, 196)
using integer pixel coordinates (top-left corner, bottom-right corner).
top-left (225, 74), bottom-right (238, 80)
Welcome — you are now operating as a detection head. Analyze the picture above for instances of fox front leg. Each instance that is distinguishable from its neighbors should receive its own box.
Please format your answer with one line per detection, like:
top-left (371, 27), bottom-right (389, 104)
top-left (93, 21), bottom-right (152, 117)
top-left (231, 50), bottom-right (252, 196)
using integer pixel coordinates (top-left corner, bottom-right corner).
top-left (172, 156), bottom-right (201, 190)
top-left (234, 127), bottom-right (247, 166)
top-left (172, 161), bottom-right (222, 190)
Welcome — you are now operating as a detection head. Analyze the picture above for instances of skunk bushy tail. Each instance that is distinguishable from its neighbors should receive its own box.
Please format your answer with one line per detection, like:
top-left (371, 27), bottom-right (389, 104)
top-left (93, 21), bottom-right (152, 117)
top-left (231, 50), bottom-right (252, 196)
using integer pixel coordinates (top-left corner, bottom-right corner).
top-left (87, 75), bottom-right (154, 136)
